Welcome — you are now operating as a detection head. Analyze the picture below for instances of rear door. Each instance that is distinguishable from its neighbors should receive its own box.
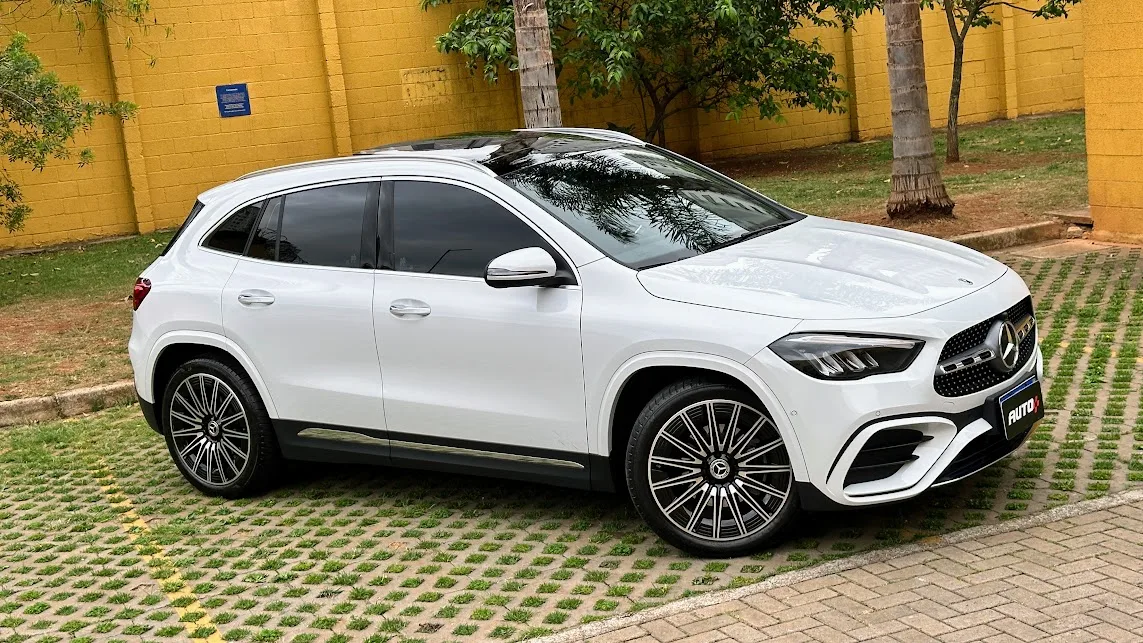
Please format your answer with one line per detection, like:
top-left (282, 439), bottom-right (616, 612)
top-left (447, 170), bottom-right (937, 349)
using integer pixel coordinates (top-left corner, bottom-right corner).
top-left (219, 180), bottom-right (387, 460)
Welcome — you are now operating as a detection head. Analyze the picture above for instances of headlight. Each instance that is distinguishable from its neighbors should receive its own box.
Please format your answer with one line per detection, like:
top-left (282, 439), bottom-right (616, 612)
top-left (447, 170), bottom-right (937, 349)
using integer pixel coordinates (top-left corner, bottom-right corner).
top-left (769, 334), bottom-right (924, 380)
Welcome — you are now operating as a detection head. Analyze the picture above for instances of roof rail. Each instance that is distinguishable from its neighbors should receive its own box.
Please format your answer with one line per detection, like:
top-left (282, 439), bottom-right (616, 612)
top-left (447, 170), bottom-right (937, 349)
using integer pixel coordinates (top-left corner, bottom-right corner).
top-left (516, 127), bottom-right (645, 146)
top-left (236, 152), bottom-right (494, 181)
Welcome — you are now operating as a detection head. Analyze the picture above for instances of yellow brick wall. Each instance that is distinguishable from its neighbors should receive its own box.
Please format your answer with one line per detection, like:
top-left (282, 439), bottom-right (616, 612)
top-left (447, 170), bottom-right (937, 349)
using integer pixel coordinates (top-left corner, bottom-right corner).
top-left (1083, 1), bottom-right (1143, 240)
top-left (0, 11), bottom-right (137, 248)
top-left (0, 1), bottom-right (1087, 249)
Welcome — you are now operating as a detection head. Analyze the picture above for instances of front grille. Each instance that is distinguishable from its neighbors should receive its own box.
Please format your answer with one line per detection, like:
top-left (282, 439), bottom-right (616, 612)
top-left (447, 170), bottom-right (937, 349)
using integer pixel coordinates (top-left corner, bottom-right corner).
top-left (935, 427), bottom-right (1031, 484)
top-left (934, 297), bottom-right (1035, 397)
top-left (844, 428), bottom-right (933, 486)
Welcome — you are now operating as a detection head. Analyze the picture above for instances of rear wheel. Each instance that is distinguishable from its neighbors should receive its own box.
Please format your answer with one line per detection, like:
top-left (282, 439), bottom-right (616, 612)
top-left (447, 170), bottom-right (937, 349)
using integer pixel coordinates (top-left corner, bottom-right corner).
top-left (625, 379), bottom-right (798, 557)
top-left (161, 358), bottom-right (281, 498)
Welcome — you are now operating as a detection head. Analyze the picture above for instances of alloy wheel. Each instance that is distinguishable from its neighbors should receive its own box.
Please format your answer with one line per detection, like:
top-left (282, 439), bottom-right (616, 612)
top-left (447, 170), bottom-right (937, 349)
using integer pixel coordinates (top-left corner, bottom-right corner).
top-left (647, 399), bottom-right (792, 542)
top-left (168, 373), bottom-right (252, 487)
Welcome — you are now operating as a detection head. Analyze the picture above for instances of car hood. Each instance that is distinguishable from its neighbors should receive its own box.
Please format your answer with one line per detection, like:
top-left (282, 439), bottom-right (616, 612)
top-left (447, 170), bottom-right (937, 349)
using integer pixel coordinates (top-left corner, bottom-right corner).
top-left (636, 216), bottom-right (1008, 320)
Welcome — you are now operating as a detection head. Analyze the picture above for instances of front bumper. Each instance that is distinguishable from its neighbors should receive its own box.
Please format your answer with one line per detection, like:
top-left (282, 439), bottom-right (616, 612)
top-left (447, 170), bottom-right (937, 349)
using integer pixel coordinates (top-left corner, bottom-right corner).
top-left (748, 269), bottom-right (1043, 508)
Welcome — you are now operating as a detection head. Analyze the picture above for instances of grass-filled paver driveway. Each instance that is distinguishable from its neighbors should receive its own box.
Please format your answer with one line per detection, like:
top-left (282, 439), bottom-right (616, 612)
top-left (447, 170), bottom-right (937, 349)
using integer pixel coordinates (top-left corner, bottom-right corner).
top-left (1, 242), bottom-right (1141, 643)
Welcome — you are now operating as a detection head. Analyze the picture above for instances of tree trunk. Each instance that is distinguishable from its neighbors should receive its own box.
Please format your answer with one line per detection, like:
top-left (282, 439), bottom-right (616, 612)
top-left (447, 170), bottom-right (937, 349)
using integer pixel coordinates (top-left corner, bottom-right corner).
top-left (946, 41), bottom-right (964, 163)
top-left (513, 0), bottom-right (562, 128)
top-left (883, 0), bottom-right (954, 219)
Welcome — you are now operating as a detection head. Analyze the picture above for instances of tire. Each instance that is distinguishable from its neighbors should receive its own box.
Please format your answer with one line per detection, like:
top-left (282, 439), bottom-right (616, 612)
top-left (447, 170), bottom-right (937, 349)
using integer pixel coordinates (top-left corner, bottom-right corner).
top-left (160, 357), bottom-right (281, 498)
top-left (625, 378), bottom-right (799, 557)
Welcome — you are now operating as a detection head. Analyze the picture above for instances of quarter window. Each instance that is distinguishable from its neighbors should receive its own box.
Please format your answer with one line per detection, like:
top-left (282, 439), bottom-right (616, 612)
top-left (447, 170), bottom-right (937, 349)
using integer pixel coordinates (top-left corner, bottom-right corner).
top-left (391, 181), bottom-right (562, 278)
top-left (276, 183), bottom-right (373, 268)
top-left (205, 201), bottom-right (263, 254)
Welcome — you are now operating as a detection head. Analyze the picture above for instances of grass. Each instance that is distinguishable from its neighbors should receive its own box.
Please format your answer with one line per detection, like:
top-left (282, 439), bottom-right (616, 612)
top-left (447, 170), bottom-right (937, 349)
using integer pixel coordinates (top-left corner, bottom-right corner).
top-left (721, 112), bottom-right (1087, 237)
top-left (0, 231), bottom-right (172, 399)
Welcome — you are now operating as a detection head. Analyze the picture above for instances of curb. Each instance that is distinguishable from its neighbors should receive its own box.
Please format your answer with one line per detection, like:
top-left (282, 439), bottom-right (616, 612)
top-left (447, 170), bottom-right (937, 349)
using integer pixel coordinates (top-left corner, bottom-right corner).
top-left (949, 220), bottom-right (1065, 253)
top-left (0, 381), bottom-right (135, 428)
top-left (533, 488), bottom-right (1143, 643)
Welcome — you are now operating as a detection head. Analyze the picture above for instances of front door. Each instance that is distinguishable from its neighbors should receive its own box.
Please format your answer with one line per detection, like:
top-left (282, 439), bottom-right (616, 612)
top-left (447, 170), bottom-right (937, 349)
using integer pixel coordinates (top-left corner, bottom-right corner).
top-left (221, 180), bottom-right (387, 460)
top-left (372, 179), bottom-right (589, 487)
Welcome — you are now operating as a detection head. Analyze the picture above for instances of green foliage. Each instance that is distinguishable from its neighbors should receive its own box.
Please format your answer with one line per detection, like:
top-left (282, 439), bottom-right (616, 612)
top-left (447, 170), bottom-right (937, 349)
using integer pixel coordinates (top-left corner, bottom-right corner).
top-left (0, 1), bottom-right (161, 231)
top-left (921, 0), bottom-right (1080, 32)
top-left (422, 0), bottom-right (873, 143)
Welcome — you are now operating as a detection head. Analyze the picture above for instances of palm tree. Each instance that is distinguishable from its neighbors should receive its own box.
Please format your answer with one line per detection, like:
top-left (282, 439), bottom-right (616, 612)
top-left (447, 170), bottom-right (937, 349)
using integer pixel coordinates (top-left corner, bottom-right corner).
top-left (883, 0), bottom-right (954, 218)
top-left (513, 0), bottom-right (562, 127)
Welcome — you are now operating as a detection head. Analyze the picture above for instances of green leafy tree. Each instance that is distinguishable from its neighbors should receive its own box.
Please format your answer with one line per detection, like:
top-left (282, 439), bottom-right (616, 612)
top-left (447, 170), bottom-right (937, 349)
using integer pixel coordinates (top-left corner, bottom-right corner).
top-left (0, 1), bottom-right (160, 232)
top-left (924, 0), bottom-right (1080, 162)
top-left (423, 0), bottom-right (873, 145)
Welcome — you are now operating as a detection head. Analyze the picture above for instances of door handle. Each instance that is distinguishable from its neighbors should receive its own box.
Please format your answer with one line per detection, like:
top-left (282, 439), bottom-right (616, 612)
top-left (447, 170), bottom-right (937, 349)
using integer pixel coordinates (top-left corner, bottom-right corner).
top-left (238, 291), bottom-right (275, 306)
top-left (389, 299), bottom-right (431, 317)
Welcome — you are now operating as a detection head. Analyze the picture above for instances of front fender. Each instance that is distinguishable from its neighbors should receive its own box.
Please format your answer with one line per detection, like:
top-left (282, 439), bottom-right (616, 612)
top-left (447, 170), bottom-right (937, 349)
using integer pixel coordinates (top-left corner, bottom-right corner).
top-left (592, 351), bottom-right (809, 482)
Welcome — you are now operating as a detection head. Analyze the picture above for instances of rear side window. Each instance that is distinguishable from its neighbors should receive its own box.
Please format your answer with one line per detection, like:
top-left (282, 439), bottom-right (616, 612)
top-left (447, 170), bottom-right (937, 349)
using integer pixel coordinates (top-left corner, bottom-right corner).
top-left (161, 200), bottom-right (205, 256)
top-left (391, 181), bottom-right (562, 278)
top-left (275, 183), bottom-right (373, 268)
top-left (246, 198), bottom-right (282, 261)
top-left (205, 201), bottom-right (263, 254)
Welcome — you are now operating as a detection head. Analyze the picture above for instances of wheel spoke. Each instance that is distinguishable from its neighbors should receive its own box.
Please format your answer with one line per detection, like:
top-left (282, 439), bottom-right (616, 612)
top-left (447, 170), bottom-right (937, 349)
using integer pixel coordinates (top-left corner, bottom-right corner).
top-left (218, 410), bottom-right (246, 429)
top-left (733, 480), bottom-right (772, 522)
top-left (704, 403), bottom-right (718, 453)
top-left (221, 438), bottom-right (249, 465)
top-left (711, 487), bottom-right (724, 540)
top-left (172, 392), bottom-right (202, 420)
top-left (178, 436), bottom-right (203, 459)
top-left (719, 404), bottom-right (741, 452)
top-left (198, 377), bottom-right (210, 417)
top-left (216, 440), bottom-right (240, 476)
top-left (651, 471), bottom-right (703, 491)
top-left (183, 380), bottom-right (207, 417)
top-left (650, 454), bottom-right (701, 471)
top-left (170, 426), bottom-right (201, 439)
top-left (657, 431), bottom-right (705, 462)
top-left (685, 484), bottom-right (713, 532)
top-left (738, 474), bottom-right (789, 500)
top-left (662, 479), bottom-right (706, 516)
top-left (729, 417), bottom-right (764, 457)
top-left (738, 463), bottom-right (791, 475)
top-left (678, 413), bottom-right (712, 456)
top-left (738, 438), bottom-right (784, 464)
top-left (170, 409), bottom-right (200, 427)
top-left (209, 378), bottom-right (220, 415)
top-left (725, 485), bottom-right (749, 537)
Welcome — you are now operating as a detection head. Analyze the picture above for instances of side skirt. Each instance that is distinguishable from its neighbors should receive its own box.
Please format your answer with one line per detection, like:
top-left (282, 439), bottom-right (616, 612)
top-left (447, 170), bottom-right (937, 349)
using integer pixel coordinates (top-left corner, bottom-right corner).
top-left (273, 420), bottom-right (595, 491)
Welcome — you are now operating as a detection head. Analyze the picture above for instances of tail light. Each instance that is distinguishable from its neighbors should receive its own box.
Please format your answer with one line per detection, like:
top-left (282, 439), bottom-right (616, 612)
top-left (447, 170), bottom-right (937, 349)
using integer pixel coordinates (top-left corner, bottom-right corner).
top-left (132, 278), bottom-right (152, 310)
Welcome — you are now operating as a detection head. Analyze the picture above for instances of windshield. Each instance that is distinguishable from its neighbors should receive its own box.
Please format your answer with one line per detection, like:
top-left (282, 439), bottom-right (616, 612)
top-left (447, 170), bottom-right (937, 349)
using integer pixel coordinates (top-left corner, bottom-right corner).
top-left (500, 145), bottom-right (799, 269)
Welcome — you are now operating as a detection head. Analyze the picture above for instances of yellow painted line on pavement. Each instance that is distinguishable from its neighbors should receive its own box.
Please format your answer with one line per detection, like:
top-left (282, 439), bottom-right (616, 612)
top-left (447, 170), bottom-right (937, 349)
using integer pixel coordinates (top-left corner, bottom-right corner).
top-left (95, 459), bottom-right (224, 643)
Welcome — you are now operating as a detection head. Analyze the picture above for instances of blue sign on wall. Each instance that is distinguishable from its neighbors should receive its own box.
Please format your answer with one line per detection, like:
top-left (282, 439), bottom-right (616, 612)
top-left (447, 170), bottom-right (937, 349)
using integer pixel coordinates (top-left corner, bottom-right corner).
top-left (216, 84), bottom-right (251, 118)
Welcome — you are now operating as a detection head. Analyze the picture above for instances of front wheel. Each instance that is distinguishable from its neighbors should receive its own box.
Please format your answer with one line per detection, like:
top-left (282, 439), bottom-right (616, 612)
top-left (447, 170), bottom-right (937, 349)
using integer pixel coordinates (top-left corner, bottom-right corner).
top-left (161, 358), bottom-right (281, 498)
top-left (625, 379), bottom-right (799, 557)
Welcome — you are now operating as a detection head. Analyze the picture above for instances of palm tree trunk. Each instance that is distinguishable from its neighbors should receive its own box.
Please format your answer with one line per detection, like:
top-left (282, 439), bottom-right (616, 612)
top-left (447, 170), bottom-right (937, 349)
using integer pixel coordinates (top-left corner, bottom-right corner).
top-left (884, 0), bottom-right (954, 218)
top-left (513, 0), bottom-right (562, 128)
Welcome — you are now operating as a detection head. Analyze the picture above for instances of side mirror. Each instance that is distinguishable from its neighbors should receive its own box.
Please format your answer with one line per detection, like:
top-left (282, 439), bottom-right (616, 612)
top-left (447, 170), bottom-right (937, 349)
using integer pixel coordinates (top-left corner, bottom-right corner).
top-left (485, 247), bottom-right (572, 288)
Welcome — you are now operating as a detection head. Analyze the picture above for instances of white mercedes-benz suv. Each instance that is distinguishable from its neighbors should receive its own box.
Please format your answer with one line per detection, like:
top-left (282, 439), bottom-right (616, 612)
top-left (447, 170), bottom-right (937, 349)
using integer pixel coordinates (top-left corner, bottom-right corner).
top-left (129, 128), bottom-right (1044, 556)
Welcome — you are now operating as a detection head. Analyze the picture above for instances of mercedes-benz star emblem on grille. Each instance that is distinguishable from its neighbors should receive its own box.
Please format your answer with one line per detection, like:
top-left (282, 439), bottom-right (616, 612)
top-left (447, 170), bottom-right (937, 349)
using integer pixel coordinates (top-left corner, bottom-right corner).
top-left (990, 320), bottom-right (1021, 373)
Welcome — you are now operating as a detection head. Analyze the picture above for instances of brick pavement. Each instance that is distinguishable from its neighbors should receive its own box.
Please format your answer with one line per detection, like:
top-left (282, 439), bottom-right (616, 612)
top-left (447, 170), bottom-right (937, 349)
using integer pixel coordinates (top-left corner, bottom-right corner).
top-left (540, 490), bottom-right (1143, 643)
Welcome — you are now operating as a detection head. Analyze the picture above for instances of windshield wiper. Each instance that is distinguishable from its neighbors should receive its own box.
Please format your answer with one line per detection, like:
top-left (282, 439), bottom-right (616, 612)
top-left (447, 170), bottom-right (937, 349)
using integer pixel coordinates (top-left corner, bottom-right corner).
top-left (706, 219), bottom-right (799, 252)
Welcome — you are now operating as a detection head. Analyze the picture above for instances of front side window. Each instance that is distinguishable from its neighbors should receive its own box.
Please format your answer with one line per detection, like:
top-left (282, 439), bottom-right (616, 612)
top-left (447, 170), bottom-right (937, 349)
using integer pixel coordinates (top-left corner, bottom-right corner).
top-left (205, 201), bottom-right (263, 254)
top-left (499, 146), bottom-right (799, 269)
top-left (391, 181), bottom-right (563, 278)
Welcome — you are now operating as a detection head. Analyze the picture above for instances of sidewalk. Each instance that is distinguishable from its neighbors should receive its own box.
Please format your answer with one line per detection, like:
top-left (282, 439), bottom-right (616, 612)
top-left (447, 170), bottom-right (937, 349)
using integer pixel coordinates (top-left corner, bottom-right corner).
top-left (540, 490), bottom-right (1143, 643)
